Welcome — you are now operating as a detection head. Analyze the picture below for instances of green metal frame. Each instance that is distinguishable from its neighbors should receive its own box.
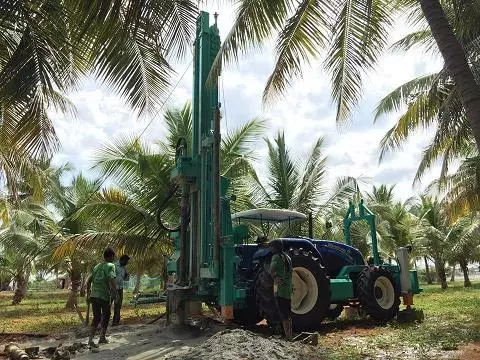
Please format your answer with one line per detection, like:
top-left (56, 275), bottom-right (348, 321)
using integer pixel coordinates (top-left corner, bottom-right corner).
top-left (168, 12), bottom-right (240, 311)
top-left (344, 200), bottom-right (380, 265)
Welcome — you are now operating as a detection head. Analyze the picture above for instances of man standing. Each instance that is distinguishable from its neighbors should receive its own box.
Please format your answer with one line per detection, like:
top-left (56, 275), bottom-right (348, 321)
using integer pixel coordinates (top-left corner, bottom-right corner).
top-left (86, 248), bottom-right (117, 348)
top-left (269, 240), bottom-right (293, 340)
top-left (112, 254), bottom-right (130, 326)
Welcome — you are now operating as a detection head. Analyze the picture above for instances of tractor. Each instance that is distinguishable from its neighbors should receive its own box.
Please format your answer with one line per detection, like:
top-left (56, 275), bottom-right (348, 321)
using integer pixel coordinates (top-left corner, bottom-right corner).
top-left (165, 11), bottom-right (422, 330)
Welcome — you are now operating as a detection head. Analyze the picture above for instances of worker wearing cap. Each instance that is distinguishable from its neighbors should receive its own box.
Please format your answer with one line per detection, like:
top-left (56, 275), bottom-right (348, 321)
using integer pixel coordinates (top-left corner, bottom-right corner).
top-left (112, 254), bottom-right (130, 326)
top-left (86, 248), bottom-right (118, 347)
top-left (269, 240), bottom-right (293, 340)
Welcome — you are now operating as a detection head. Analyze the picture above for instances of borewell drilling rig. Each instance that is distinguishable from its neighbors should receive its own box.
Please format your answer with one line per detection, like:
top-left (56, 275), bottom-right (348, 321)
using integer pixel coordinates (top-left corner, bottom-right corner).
top-left (166, 11), bottom-right (423, 329)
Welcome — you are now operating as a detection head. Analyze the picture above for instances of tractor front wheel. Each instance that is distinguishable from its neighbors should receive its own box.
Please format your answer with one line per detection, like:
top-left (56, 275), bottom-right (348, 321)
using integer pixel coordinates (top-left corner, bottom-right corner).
top-left (357, 267), bottom-right (400, 321)
top-left (288, 248), bottom-right (330, 331)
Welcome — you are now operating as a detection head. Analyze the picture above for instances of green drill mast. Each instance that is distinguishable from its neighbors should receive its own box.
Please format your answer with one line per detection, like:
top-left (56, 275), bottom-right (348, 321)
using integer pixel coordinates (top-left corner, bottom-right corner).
top-left (168, 11), bottom-right (238, 324)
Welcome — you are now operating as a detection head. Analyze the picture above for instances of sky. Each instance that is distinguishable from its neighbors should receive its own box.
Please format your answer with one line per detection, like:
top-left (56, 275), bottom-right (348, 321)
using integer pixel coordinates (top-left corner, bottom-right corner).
top-left (51, 6), bottom-right (444, 202)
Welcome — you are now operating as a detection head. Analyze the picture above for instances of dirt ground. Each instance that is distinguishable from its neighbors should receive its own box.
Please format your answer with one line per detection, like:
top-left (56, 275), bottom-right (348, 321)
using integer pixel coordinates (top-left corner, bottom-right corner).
top-left (0, 319), bottom-right (326, 360)
top-left (0, 320), bottom-right (476, 360)
top-left (458, 343), bottom-right (480, 360)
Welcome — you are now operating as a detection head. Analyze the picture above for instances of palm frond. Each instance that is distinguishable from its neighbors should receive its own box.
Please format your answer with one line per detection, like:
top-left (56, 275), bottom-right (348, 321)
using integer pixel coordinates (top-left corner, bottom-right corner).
top-left (209, 0), bottom-right (289, 81)
top-left (74, 188), bottom-right (155, 236)
top-left (321, 176), bottom-right (360, 215)
top-left (222, 117), bottom-right (267, 157)
top-left (161, 102), bottom-right (193, 156)
top-left (438, 156), bottom-right (480, 221)
top-left (378, 90), bottom-right (440, 162)
top-left (265, 132), bottom-right (299, 209)
top-left (263, 0), bottom-right (331, 102)
top-left (374, 72), bottom-right (439, 122)
top-left (91, 23), bottom-right (172, 117)
top-left (69, 231), bottom-right (172, 259)
top-left (390, 29), bottom-right (436, 54)
top-left (93, 136), bottom-right (150, 186)
top-left (325, 0), bottom-right (394, 122)
top-left (296, 137), bottom-right (327, 212)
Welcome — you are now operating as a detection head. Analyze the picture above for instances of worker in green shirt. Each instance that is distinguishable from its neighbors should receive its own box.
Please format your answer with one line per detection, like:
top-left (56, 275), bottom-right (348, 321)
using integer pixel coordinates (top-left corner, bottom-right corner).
top-left (269, 240), bottom-right (293, 340)
top-left (86, 248), bottom-right (118, 348)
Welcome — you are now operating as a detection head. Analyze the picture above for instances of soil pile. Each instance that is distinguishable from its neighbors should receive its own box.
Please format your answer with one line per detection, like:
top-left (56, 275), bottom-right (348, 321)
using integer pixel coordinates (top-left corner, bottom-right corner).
top-left (167, 329), bottom-right (325, 360)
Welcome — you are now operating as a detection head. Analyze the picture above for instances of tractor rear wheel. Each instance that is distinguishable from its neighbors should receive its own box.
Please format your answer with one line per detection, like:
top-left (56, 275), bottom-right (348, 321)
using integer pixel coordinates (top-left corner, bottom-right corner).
top-left (357, 267), bottom-right (400, 321)
top-left (288, 248), bottom-right (330, 331)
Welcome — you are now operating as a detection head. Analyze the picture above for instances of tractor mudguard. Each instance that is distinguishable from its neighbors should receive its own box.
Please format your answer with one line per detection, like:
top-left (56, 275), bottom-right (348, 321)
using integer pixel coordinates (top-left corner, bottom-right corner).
top-left (312, 240), bottom-right (365, 278)
top-left (313, 240), bottom-right (365, 265)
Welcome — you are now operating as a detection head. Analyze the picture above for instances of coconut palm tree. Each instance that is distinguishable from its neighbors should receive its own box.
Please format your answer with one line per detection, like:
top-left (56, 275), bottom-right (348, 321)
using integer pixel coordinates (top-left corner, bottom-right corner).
top-left (47, 173), bottom-right (106, 309)
top-left (366, 185), bottom-right (418, 260)
top-left (0, 0), bottom-right (198, 196)
top-left (412, 195), bottom-right (450, 289)
top-left (249, 131), bottom-right (359, 238)
top-left (445, 215), bottom-right (480, 287)
top-left (215, 0), bottom-right (480, 152)
top-left (0, 196), bottom-right (57, 304)
top-left (374, 1), bottom-right (480, 182)
top-left (416, 0), bottom-right (480, 151)
top-left (56, 105), bottom-right (266, 275)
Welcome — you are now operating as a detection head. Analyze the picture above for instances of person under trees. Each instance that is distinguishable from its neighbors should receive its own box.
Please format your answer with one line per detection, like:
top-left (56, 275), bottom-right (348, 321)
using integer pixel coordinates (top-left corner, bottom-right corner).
top-left (112, 254), bottom-right (130, 326)
top-left (86, 248), bottom-right (118, 348)
top-left (269, 241), bottom-right (293, 341)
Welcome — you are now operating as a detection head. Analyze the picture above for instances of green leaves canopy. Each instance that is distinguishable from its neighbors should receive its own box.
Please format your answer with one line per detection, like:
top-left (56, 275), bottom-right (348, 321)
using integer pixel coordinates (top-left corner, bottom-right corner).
top-left (216, 0), bottom-right (395, 122)
top-left (0, 0), bottom-right (198, 196)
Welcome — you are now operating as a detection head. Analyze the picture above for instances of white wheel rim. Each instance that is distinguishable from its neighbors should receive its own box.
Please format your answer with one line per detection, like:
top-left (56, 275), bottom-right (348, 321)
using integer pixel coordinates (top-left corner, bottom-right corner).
top-left (291, 267), bottom-right (318, 315)
top-left (374, 276), bottom-right (395, 309)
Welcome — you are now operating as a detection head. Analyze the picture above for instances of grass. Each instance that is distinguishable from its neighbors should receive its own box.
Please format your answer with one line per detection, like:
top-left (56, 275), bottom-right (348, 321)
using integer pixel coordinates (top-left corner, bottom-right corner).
top-left (0, 281), bottom-right (479, 359)
top-left (321, 281), bottom-right (480, 359)
top-left (0, 290), bottom-right (164, 334)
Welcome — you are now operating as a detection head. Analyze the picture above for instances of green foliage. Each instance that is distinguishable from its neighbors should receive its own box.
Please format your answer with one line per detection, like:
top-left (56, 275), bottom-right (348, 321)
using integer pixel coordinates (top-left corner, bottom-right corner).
top-left (374, 0), bottom-right (480, 213)
top-left (248, 131), bottom-right (358, 238)
top-left (0, 0), bottom-right (198, 199)
top-left (322, 282), bottom-right (480, 360)
top-left (216, 0), bottom-right (397, 122)
top-left (431, 155), bottom-right (480, 221)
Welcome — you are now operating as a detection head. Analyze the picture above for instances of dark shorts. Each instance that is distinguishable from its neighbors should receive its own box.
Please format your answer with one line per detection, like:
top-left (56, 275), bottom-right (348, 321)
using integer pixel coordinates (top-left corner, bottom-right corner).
top-left (90, 297), bottom-right (111, 329)
top-left (275, 296), bottom-right (291, 320)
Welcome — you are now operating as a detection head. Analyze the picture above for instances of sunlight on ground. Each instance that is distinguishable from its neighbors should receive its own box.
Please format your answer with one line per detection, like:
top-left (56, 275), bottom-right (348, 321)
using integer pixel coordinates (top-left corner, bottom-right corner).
top-left (0, 290), bottom-right (164, 333)
top-left (0, 283), bottom-right (479, 360)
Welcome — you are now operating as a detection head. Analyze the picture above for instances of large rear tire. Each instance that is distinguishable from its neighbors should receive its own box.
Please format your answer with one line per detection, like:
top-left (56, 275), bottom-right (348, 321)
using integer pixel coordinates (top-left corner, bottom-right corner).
top-left (357, 267), bottom-right (400, 321)
top-left (288, 248), bottom-right (330, 331)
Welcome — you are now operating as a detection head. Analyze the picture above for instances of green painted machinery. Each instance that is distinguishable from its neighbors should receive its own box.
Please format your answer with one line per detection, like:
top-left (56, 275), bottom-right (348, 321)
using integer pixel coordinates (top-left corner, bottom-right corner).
top-left (166, 11), bottom-right (422, 329)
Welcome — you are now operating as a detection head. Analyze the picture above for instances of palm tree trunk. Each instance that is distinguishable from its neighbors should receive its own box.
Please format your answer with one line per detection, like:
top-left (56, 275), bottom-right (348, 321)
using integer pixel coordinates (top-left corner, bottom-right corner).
top-left (450, 263), bottom-right (455, 282)
top-left (434, 260), bottom-right (448, 289)
top-left (65, 268), bottom-right (82, 309)
top-left (79, 274), bottom-right (86, 297)
top-left (133, 275), bottom-right (141, 294)
top-left (419, 0), bottom-right (480, 151)
top-left (12, 269), bottom-right (30, 305)
top-left (459, 260), bottom-right (471, 287)
top-left (424, 256), bottom-right (433, 284)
